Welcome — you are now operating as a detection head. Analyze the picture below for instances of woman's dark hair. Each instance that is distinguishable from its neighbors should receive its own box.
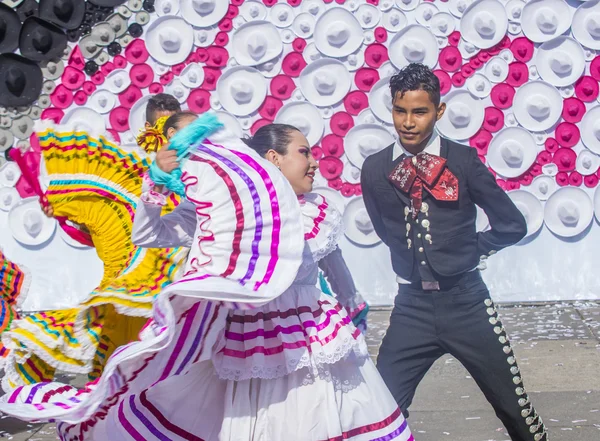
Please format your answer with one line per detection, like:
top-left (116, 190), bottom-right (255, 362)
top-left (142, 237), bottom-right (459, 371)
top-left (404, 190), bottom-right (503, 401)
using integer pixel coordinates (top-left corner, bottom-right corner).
top-left (162, 111), bottom-right (197, 136)
top-left (146, 93), bottom-right (181, 125)
top-left (242, 123), bottom-right (301, 157)
top-left (389, 63), bottom-right (441, 107)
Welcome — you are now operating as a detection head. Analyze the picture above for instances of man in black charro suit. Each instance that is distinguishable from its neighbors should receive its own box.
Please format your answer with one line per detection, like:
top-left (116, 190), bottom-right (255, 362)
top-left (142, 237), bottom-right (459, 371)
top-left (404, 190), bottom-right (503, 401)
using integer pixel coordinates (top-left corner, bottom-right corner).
top-left (361, 63), bottom-right (548, 441)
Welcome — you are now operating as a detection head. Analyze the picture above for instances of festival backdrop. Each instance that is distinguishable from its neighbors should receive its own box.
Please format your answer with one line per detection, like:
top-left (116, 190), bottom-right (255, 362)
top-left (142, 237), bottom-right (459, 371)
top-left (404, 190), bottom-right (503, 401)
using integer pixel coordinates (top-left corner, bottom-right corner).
top-left (0, 0), bottom-right (599, 309)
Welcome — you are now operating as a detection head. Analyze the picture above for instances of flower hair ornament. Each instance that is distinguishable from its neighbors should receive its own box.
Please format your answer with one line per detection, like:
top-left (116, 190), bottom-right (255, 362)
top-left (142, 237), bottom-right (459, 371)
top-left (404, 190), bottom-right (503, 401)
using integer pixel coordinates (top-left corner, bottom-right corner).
top-left (136, 116), bottom-right (169, 153)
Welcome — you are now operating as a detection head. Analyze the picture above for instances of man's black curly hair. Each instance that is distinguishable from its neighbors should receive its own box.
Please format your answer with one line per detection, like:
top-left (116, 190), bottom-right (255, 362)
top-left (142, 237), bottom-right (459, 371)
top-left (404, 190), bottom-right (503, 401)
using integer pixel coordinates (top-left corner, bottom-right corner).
top-left (389, 63), bottom-right (441, 107)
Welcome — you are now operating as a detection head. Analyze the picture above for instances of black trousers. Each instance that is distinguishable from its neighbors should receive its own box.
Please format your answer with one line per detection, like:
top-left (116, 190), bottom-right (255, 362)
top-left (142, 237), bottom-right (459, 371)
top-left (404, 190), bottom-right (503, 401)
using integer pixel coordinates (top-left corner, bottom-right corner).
top-left (376, 271), bottom-right (548, 441)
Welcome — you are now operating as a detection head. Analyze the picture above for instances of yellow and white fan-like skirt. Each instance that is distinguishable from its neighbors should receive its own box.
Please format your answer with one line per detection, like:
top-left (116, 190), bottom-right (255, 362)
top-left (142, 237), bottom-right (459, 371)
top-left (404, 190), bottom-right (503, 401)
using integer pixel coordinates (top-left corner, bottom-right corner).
top-left (1, 122), bottom-right (187, 392)
top-left (0, 249), bottom-right (29, 367)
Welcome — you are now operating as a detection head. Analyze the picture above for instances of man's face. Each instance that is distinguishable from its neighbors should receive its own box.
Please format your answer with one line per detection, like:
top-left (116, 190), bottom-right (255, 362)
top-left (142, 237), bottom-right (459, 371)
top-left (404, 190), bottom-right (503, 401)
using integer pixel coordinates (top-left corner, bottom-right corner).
top-left (391, 89), bottom-right (446, 155)
top-left (145, 110), bottom-right (178, 129)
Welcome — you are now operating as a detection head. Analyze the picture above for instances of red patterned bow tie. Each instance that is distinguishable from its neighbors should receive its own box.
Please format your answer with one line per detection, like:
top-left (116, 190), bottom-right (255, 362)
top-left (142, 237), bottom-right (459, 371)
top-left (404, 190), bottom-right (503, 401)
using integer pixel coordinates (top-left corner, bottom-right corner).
top-left (388, 152), bottom-right (459, 218)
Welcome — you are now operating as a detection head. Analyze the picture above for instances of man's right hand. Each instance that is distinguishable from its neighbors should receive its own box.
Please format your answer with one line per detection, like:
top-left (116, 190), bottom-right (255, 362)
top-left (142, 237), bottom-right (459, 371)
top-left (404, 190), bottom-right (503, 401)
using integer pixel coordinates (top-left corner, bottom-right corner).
top-left (156, 144), bottom-right (179, 173)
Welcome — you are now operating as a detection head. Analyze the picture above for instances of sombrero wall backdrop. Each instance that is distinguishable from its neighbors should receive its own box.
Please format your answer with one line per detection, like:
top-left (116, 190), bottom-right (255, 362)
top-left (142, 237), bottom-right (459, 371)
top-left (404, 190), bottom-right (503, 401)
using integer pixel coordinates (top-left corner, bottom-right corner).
top-left (1, 0), bottom-right (600, 308)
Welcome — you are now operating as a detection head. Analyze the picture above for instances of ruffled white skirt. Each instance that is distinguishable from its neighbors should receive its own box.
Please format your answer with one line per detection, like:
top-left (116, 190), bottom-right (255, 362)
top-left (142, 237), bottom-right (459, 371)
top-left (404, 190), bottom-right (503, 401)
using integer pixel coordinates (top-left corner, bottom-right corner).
top-left (0, 286), bottom-right (412, 441)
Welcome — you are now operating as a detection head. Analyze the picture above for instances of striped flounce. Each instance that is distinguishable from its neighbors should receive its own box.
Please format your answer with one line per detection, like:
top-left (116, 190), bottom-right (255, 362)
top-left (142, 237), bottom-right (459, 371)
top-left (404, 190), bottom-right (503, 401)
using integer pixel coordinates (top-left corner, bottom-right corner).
top-left (1, 122), bottom-right (187, 391)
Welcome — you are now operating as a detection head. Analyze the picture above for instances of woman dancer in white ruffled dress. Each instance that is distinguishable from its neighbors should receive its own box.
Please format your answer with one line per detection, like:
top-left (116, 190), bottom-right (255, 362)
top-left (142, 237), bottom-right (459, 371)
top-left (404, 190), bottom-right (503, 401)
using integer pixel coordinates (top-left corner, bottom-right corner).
top-left (0, 118), bottom-right (412, 441)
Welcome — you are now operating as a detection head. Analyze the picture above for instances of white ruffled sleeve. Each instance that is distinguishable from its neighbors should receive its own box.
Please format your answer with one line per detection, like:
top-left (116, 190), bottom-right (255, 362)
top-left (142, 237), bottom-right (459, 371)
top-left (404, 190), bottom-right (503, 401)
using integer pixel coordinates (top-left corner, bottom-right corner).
top-left (300, 192), bottom-right (344, 263)
top-left (132, 176), bottom-right (197, 248)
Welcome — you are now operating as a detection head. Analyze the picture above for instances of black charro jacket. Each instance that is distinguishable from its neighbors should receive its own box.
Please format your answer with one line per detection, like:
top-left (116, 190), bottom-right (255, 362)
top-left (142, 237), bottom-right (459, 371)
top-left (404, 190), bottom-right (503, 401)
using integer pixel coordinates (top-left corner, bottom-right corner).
top-left (360, 137), bottom-right (527, 282)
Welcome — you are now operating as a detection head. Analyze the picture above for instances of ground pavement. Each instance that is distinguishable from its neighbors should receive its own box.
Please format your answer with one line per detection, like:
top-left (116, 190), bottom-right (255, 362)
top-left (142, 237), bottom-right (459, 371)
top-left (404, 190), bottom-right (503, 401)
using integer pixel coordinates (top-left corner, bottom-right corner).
top-left (1, 302), bottom-right (599, 440)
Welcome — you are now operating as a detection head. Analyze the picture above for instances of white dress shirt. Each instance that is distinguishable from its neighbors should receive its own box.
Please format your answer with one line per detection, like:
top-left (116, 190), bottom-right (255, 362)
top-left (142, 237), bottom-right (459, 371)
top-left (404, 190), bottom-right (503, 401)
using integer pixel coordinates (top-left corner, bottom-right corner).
top-left (392, 131), bottom-right (441, 161)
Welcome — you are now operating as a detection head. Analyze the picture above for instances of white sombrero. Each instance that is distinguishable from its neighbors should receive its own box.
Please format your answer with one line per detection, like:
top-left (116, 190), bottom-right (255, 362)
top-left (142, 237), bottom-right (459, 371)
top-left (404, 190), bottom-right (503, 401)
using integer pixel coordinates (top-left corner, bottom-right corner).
top-left (0, 187), bottom-right (19, 211)
top-left (232, 20), bottom-right (283, 67)
top-left (530, 174), bottom-right (557, 201)
top-left (521, 0), bottom-right (573, 43)
top-left (240, 0), bottom-right (267, 22)
top-left (356, 4), bottom-right (381, 29)
top-left (155, 0), bottom-right (179, 16)
top-left (389, 25), bottom-right (439, 69)
top-left (343, 197), bottom-right (381, 246)
top-left (535, 36), bottom-right (585, 87)
top-left (379, 0), bottom-right (395, 11)
top-left (508, 189), bottom-right (544, 239)
top-left (40, 58), bottom-right (64, 81)
top-left (484, 56), bottom-right (509, 83)
top-left (466, 73), bottom-right (492, 98)
top-left (508, 22), bottom-right (522, 36)
top-left (458, 36), bottom-right (479, 59)
top-left (460, 0), bottom-right (508, 49)
top-left (368, 75), bottom-right (394, 125)
top-left (415, 2), bottom-right (438, 27)
top-left (504, 111), bottom-right (518, 127)
top-left (313, 7), bottom-right (364, 58)
top-left (487, 127), bottom-right (538, 178)
top-left (88, 89), bottom-right (117, 114)
top-left (581, 105), bottom-right (600, 154)
top-left (345, 123), bottom-right (395, 168)
top-left (165, 79), bottom-right (190, 104)
top-left (280, 28), bottom-right (296, 45)
top-left (545, 187), bottom-right (593, 238)
top-left (576, 149), bottom-right (600, 176)
top-left (180, 63), bottom-right (205, 89)
top-left (145, 15), bottom-right (194, 66)
top-left (10, 115), bottom-right (34, 140)
top-left (438, 90), bottom-right (485, 140)
top-left (269, 2), bottom-right (295, 28)
top-left (303, 42), bottom-right (322, 65)
top-left (215, 111), bottom-right (244, 138)
top-left (512, 81), bottom-right (562, 132)
top-left (61, 107), bottom-right (107, 134)
top-left (255, 55), bottom-right (283, 78)
top-left (275, 101), bottom-right (324, 147)
top-left (340, 47), bottom-right (365, 72)
top-left (542, 162), bottom-right (559, 176)
top-left (292, 12), bottom-right (316, 39)
top-left (8, 197), bottom-right (57, 246)
top-left (217, 66), bottom-right (267, 116)
top-left (382, 8), bottom-right (407, 33)
top-left (572, 0), bottom-right (600, 50)
top-left (301, 0), bottom-right (325, 17)
top-left (0, 129), bottom-right (14, 152)
top-left (379, 61), bottom-right (398, 78)
top-left (128, 94), bottom-right (152, 137)
top-left (357, 108), bottom-right (378, 125)
top-left (449, 0), bottom-right (474, 18)
top-left (506, 0), bottom-right (525, 23)
top-left (0, 162), bottom-right (21, 187)
top-left (194, 26), bottom-right (219, 48)
top-left (396, 0), bottom-right (420, 12)
top-left (298, 59), bottom-right (352, 108)
top-left (431, 12), bottom-right (455, 37)
top-left (104, 69), bottom-right (131, 94)
top-left (180, 0), bottom-right (228, 27)
top-left (342, 162), bottom-right (362, 184)
top-left (500, 48), bottom-right (515, 63)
